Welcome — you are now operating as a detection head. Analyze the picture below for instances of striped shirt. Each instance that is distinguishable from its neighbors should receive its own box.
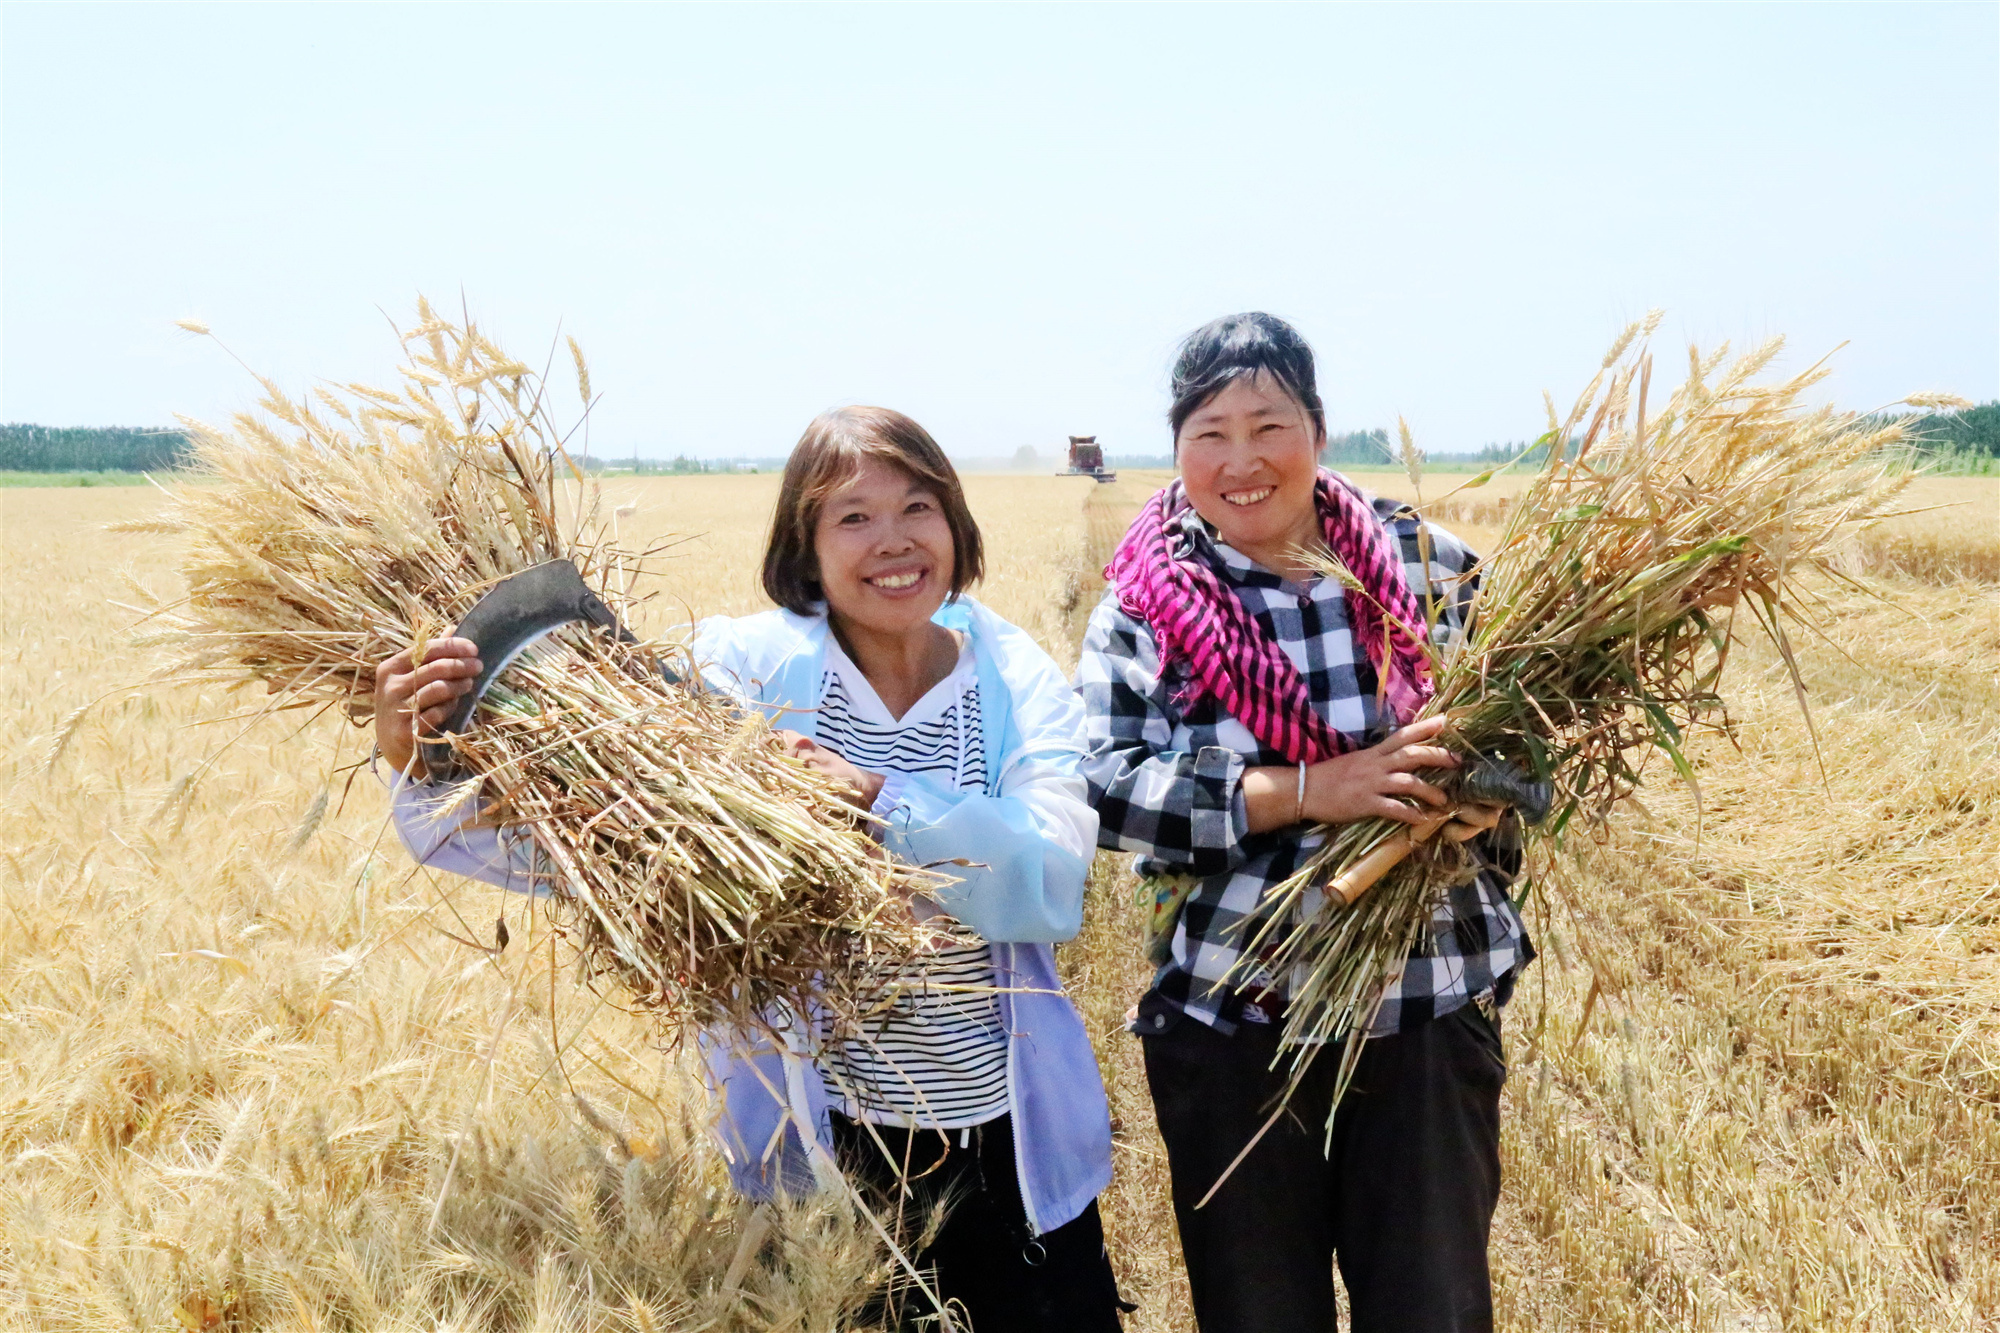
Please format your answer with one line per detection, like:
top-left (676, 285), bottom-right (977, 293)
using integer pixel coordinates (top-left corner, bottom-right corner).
top-left (1078, 494), bottom-right (1534, 1038)
top-left (816, 640), bottom-right (1012, 1129)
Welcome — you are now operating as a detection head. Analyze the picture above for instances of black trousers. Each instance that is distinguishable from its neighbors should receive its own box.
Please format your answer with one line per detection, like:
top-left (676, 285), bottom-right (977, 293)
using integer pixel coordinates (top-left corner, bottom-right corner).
top-left (1140, 1001), bottom-right (1506, 1333)
top-left (829, 1111), bottom-right (1126, 1333)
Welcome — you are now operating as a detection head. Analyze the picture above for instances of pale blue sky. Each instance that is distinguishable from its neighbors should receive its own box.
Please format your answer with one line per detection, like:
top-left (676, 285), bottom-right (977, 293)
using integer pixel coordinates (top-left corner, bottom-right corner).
top-left (4, 3), bottom-right (1994, 459)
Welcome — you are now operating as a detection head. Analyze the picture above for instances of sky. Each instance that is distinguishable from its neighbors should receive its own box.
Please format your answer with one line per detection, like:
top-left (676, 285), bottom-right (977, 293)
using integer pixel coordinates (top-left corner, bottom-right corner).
top-left (4, 2), bottom-right (1995, 461)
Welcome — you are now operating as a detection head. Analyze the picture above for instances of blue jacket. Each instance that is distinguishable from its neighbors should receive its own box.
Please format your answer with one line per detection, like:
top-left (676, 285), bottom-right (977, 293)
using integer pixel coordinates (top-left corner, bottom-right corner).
top-left (388, 596), bottom-right (1113, 1236)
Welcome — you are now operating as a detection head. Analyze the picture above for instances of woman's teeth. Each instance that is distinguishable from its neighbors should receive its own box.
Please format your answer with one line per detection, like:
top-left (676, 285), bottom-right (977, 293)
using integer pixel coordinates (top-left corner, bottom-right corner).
top-left (1223, 487), bottom-right (1274, 506)
top-left (868, 571), bottom-right (922, 590)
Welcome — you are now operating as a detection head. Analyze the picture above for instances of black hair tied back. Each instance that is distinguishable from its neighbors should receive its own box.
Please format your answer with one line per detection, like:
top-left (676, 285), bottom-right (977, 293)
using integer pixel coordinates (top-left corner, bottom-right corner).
top-left (1168, 311), bottom-right (1326, 444)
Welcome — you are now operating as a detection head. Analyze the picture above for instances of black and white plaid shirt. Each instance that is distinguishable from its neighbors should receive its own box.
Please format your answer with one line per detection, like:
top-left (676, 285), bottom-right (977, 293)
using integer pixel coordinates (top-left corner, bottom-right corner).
top-left (1077, 494), bottom-right (1533, 1037)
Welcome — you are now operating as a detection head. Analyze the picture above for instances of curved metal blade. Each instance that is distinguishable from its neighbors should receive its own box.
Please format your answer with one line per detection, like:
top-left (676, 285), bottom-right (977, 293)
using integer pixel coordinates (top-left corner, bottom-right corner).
top-left (1461, 755), bottom-right (1553, 826)
top-left (417, 559), bottom-right (661, 781)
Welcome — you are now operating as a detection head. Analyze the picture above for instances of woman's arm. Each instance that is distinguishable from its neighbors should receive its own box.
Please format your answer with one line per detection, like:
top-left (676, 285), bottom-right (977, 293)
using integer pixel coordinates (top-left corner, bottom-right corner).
top-left (371, 636), bottom-right (547, 894)
top-left (875, 768), bottom-right (1092, 944)
top-left (868, 631), bottom-right (1097, 945)
top-left (377, 612), bottom-right (787, 895)
top-left (382, 769), bottom-right (548, 895)
top-left (1077, 594), bottom-right (1469, 866)
top-left (1075, 595), bottom-right (1252, 878)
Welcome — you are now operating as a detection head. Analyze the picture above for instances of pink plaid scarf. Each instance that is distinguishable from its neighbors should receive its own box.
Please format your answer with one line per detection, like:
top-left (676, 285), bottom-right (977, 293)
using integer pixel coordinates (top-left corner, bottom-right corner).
top-left (1103, 471), bottom-right (1434, 763)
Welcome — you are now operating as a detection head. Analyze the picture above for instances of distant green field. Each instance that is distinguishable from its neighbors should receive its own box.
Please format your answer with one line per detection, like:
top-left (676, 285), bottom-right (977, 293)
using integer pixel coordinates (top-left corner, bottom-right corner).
top-left (1918, 452), bottom-right (2000, 476)
top-left (0, 470), bottom-right (157, 487)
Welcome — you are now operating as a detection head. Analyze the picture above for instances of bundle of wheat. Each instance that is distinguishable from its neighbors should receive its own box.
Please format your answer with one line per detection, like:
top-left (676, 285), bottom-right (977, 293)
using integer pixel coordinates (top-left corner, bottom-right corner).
top-left (1239, 314), bottom-right (1925, 1114)
top-left (131, 301), bottom-right (927, 1035)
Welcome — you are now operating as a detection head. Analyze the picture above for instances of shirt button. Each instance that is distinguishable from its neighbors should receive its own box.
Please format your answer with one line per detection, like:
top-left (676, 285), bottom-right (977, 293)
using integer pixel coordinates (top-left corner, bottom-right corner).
top-left (1152, 1014), bottom-right (1166, 1030)
top-left (1296, 593), bottom-right (1312, 609)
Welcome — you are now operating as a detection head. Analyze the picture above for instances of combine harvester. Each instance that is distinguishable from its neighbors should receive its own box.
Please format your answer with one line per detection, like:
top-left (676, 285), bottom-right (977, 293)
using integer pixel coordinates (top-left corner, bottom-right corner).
top-left (1057, 434), bottom-right (1117, 483)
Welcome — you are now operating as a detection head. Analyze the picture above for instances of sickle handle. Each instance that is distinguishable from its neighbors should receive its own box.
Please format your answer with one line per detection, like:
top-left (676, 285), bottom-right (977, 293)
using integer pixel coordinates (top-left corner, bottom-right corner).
top-left (1326, 809), bottom-right (1456, 906)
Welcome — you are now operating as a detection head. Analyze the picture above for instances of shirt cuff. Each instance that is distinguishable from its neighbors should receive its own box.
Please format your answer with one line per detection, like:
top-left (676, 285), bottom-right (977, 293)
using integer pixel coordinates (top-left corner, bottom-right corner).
top-left (868, 770), bottom-right (910, 823)
top-left (370, 745), bottom-right (447, 792)
top-left (1190, 744), bottom-right (1249, 851)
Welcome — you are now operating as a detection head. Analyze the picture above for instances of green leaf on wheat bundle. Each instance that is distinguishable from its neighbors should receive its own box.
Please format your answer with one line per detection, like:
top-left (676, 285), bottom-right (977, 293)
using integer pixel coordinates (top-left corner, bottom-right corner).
top-left (1243, 314), bottom-right (1913, 1126)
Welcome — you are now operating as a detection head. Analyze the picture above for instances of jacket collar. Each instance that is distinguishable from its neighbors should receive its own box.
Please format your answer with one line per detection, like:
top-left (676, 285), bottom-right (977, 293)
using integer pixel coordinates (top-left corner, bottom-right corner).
top-left (749, 597), bottom-right (1020, 792)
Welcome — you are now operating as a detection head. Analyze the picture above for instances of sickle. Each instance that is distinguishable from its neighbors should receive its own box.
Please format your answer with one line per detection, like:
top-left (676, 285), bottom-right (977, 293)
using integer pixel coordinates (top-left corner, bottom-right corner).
top-left (417, 559), bottom-right (672, 781)
top-left (1460, 755), bottom-right (1553, 827)
top-left (1325, 755), bottom-right (1551, 907)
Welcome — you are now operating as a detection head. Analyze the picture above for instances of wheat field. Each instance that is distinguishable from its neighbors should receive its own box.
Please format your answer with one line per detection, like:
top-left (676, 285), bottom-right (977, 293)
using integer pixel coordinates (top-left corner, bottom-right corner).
top-left (2, 467), bottom-right (1994, 1330)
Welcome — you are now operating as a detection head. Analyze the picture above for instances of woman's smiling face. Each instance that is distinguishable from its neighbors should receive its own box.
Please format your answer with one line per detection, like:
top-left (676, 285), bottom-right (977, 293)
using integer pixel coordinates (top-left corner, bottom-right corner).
top-left (812, 455), bottom-right (956, 638)
top-left (1175, 372), bottom-right (1324, 566)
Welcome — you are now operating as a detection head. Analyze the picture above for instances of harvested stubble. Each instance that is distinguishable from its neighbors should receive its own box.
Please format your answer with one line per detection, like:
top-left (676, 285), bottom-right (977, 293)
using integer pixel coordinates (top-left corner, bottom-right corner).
top-left (130, 303), bottom-right (925, 1036)
top-left (1490, 575), bottom-right (2000, 1329)
top-left (1845, 480), bottom-right (2000, 585)
top-left (1241, 315), bottom-right (1921, 1109)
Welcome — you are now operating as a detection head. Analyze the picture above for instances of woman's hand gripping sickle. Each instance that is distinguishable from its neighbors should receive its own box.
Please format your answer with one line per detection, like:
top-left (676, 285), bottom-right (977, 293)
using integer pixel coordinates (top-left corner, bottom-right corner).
top-left (1244, 715), bottom-right (1502, 836)
top-left (1239, 715), bottom-right (1509, 904)
top-left (373, 637), bottom-right (482, 779)
top-left (1320, 718), bottom-right (1510, 906)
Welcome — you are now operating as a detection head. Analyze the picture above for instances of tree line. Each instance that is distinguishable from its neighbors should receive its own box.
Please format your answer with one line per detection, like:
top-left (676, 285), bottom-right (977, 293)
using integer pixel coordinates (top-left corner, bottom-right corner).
top-left (5, 405), bottom-right (1993, 474)
top-left (1, 424), bottom-right (190, 472)
top-left (1896, 401), bottom-right (2000, 459)
top-left (1454, 402), bottom-right (1999, 466)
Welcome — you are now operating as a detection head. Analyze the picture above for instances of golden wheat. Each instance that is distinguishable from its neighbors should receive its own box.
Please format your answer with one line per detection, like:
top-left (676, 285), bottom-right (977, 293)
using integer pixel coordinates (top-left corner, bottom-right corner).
top-left (1245, 326), bottom-right (1917, 1114)
top-left (3, 454), bottom-right (1994, 1330)
top-left (135, 310), bottom-right (947, 1042)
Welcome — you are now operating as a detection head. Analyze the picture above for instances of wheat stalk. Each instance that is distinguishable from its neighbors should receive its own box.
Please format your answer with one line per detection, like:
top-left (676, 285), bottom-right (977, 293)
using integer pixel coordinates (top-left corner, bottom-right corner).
top-left (135, 301), bottom-right (928, 1037)
top-left (1236, 315), bottom-right (1919, 1123)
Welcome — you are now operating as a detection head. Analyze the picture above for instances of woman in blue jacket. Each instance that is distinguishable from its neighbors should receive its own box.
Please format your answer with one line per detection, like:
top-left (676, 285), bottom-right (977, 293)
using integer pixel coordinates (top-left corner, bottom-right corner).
top-left (373, 406), bottom-right (1122, 1332)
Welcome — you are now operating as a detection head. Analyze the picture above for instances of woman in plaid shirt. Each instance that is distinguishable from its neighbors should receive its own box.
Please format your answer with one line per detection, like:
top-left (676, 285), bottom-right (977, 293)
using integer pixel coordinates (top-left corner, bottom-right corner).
top-left (1077, 313), bottom-right (1533, 1333)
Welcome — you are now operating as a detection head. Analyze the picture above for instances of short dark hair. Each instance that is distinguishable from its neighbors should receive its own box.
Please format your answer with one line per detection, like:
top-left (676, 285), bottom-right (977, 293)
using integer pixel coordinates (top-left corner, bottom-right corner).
top-left (762, 406), bottom-right (985, 615)
top-left (1168, 311), bottom-right (1326, 445)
